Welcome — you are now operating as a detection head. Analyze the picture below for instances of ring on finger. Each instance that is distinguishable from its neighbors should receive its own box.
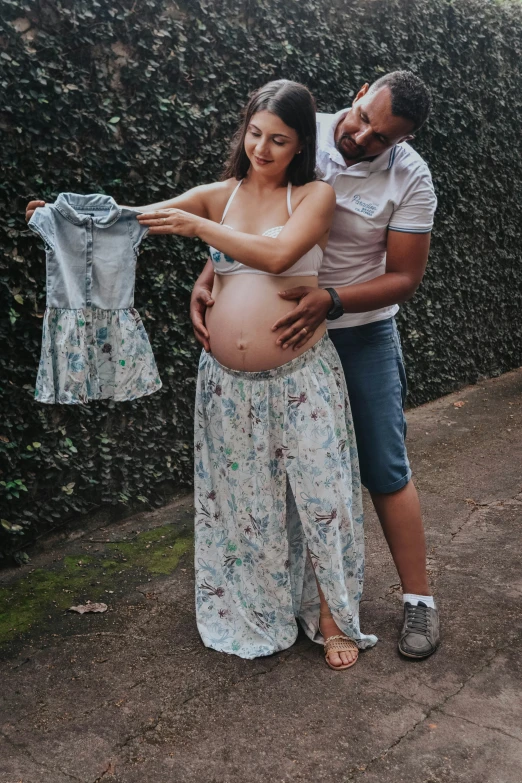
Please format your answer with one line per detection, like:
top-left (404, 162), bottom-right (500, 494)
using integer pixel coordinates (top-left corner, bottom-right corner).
top-left (301, 327), bottom-right (308, 335)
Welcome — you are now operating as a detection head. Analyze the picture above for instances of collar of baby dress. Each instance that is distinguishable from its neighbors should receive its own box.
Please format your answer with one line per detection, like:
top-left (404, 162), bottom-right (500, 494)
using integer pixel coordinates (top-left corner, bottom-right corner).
top-left (54, 193), bottom-right (123, 228)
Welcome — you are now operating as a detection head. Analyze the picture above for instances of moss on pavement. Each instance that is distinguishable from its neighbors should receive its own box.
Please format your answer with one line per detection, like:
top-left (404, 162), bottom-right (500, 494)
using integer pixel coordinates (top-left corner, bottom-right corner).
top-left (0, 524), bottom-right (192, 646)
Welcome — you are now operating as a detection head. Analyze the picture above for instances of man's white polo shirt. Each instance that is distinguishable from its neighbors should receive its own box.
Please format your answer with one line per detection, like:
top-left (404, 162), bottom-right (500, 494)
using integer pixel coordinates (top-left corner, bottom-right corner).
top-left (316, 109), bottom-right (437, 329)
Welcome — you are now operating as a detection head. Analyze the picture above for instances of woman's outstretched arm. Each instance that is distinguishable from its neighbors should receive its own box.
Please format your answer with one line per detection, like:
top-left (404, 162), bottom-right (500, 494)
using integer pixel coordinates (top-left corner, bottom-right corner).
top-left (124, 182), bottom-right (222, 217)
top-left (25, 182), bottom-right (227, 223)
top-left (137, 181), bottom-right (336, 275)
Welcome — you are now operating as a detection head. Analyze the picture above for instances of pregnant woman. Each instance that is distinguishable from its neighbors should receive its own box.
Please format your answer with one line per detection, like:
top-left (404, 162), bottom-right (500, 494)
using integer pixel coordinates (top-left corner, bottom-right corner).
top-left (138, 80), bottom-right (377, 669)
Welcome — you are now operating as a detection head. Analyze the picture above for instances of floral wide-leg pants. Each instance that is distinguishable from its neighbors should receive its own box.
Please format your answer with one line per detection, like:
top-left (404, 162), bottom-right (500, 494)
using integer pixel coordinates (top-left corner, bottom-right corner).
top-left (194, 334), bottom-right (378, 659)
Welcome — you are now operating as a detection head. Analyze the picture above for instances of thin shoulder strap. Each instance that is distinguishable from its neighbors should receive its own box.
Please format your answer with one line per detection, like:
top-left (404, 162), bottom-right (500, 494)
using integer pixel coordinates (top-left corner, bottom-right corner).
top-left (286, 181), bottom-right (293, 217)
top-left (220, 180), bottom-right (243, 224)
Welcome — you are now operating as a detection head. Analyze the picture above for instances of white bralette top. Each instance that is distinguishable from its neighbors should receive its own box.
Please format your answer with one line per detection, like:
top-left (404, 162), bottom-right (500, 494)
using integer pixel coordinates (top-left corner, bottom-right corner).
top-left (208, 180), bottom-right (323, 277)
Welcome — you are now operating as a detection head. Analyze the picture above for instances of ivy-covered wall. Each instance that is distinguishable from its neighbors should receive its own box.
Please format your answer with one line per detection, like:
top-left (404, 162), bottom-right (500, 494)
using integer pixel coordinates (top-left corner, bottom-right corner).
top-left (1, 0), bottom-right (521, 560)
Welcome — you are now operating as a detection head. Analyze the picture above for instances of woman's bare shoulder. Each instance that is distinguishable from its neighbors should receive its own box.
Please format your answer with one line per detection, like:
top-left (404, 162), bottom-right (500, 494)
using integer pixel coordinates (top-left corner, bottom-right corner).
top-left (293, 179), bottom-right (336, 210)
top-left (305, 179), bottom-right (335, 198)
top-left (196, 179), bottom-right (240, 214)
top-left (196, 179), bottom-right (239, 198)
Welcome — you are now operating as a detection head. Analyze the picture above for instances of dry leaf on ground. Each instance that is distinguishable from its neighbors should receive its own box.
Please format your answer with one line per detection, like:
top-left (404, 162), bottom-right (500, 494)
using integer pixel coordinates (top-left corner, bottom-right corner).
top-left (68, 601), bottom-right (108, 614)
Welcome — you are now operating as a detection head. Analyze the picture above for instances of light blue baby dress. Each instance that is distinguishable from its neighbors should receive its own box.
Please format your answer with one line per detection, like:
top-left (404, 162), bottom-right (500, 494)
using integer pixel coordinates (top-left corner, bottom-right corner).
top-left (29, 193), bottom-right (162, 404)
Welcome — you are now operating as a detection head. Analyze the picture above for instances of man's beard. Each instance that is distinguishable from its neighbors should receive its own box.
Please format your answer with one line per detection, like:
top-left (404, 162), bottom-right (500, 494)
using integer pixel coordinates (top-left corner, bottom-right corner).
top-left (336, 133), bottom-right (366, 161)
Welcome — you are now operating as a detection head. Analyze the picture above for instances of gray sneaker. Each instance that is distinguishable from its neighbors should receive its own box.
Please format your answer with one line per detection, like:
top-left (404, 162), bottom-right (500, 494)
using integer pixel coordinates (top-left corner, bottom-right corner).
top-left (398, 601), bottom-right (440, 659)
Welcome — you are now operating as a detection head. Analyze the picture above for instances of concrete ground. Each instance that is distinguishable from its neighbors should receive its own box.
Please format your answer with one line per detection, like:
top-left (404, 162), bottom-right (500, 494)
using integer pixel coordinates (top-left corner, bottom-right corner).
top-left (1, 368), bottom-right (521, 783)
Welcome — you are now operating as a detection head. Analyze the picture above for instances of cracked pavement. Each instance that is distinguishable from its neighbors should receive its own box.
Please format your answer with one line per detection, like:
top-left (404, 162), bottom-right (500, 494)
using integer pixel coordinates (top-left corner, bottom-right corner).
top-left (1, 368), bottom-right (521, 783)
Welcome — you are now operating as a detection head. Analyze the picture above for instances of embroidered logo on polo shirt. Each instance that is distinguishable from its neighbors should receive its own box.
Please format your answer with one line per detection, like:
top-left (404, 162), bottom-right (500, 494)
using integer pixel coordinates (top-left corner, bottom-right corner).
top-left (351, 195), bottom-right (378, 217)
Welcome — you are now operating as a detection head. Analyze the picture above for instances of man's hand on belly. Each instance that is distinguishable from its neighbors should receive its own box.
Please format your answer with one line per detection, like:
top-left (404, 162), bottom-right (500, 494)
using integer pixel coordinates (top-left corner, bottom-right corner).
top-left (272, 287), bottom-right (331, 350)
top-left (190, 283), bottom-right (214, 352)
top-left (190, 258), bottom-right (216, 352)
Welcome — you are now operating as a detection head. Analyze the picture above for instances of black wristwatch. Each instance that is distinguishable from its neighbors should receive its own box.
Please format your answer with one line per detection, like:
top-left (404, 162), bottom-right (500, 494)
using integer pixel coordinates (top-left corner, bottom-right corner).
top-left (324, 287), bottom-right (344, 320)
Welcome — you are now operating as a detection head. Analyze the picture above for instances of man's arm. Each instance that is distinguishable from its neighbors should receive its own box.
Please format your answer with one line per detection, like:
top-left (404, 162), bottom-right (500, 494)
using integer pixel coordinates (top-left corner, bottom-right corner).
top-left (273, 230), bottom-right (431, 349)
top-left (337, 230), bottom-right (431, 312)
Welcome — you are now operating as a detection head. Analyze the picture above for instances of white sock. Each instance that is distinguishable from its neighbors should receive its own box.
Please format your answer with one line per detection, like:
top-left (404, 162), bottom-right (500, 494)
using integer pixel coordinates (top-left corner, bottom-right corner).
top-left (403, 593), bottom-right (435, 609)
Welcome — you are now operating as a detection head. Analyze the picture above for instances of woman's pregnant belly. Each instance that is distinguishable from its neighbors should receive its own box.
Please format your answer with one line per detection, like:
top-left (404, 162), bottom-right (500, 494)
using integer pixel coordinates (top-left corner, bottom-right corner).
top-left (206, 274), bottom-right (327, 372)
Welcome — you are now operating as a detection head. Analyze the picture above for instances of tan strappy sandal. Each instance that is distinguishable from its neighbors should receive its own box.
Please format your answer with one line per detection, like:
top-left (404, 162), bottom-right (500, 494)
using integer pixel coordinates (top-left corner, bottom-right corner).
top-left (323, 634), bottom-right (359, 670)
top-left (320, 611), bottom-right (359, 671)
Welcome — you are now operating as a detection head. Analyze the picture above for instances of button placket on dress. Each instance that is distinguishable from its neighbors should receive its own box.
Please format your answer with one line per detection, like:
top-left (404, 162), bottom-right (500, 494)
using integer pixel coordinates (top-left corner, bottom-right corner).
top-left (84, 217), bottom-right (100, 398)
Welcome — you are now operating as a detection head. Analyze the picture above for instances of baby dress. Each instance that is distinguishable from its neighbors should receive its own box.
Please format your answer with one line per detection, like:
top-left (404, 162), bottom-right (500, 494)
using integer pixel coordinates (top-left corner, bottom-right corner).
top-left (29, 192), bottom-right (162, 404)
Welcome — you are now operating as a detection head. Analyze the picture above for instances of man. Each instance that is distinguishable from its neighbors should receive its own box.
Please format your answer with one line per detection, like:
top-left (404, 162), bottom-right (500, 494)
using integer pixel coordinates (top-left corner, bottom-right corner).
top-left (191, 70), bottom-right (440, 658)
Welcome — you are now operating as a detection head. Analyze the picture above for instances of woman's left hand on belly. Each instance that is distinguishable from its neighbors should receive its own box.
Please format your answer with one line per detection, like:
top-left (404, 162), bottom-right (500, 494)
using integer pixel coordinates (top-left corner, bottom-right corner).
top-left (137, 208), bottom-right (201, 237)
top-left (272, 286), bottom-right (331, 350)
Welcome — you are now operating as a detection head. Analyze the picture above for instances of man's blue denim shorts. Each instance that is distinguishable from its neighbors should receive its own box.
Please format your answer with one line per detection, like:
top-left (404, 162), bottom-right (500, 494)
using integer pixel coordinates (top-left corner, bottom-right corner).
top-left (328, 317), bottom-right (412, 495)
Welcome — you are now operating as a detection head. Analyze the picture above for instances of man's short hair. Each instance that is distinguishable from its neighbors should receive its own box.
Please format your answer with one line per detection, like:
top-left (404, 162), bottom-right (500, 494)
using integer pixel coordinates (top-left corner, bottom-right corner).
top-left (369, 71), bottom-right (432, 132)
